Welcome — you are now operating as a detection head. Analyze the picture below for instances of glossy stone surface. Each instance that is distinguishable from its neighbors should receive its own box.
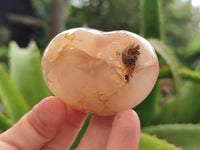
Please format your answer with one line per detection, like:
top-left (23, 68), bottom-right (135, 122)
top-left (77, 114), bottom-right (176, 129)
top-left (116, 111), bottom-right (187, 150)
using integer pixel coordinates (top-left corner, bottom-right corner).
top-left (42, 28), bottom-right (159, 116)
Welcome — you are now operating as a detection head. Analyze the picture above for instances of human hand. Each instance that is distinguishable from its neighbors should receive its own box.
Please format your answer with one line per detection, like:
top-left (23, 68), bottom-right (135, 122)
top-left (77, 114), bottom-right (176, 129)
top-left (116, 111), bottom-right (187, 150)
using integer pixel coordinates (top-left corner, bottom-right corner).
top-left (0, 97), bottom-right (140, 150)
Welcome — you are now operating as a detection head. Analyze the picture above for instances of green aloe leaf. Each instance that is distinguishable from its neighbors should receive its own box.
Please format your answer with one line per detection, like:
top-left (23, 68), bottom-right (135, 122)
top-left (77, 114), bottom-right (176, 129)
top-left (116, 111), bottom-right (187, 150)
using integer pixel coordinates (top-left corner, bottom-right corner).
top-left (153, 97), bottom-right (177, 124)
top-left (9, 41), bottom-right (51, 108)
top-left (175, 80), bottom-right (200, 123)
top-left (142, 124), bottom-right (200, 150)
top-left (155, 64), bottom-right (200, 123)
top-left (70, 114), bottom-right (92, 150)
top-left (139, 133), bottom-right (180, 150)
top-left (134, 81), bottom-right (159, 127)
top-left (148, 39), bottom-right (181, 95)
top-left (159, 67), bottom-right (200, 83)
top-left (0, 113), bottom-right (12, 131)
top-left (154, 80), bottom-right (200, 123)
top-left (174, 65), bottom-right (200, 123)
top-left (137, 0), bottom-right (161, 128)
top-left (0, 64), bottom-right (29, 122)
top-left (140, 0), bottom-right (163, 39)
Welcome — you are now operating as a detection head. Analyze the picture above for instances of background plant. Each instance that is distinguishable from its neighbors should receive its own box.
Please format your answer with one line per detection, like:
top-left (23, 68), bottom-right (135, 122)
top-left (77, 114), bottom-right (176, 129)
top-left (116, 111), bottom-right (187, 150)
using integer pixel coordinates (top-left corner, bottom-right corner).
top-left (0, 0), bottom-right (200, 149)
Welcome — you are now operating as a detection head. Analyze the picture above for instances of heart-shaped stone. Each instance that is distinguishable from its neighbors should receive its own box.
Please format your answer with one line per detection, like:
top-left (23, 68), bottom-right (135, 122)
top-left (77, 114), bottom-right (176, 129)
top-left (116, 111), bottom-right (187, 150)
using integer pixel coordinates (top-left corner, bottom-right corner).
top-left (42, 28), bottom-right (159, 116)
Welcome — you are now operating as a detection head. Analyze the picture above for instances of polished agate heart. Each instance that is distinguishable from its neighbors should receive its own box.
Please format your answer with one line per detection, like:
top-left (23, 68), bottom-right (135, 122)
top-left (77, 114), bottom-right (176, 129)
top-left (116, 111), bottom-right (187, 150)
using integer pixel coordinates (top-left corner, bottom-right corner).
top-left (41, 28), bottom-right (159, 116)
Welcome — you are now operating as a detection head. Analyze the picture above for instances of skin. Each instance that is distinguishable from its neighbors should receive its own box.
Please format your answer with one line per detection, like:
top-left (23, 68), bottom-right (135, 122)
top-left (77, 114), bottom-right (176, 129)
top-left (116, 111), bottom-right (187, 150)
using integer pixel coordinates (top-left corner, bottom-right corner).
top-left (0, 96), bottom-right (140, 150)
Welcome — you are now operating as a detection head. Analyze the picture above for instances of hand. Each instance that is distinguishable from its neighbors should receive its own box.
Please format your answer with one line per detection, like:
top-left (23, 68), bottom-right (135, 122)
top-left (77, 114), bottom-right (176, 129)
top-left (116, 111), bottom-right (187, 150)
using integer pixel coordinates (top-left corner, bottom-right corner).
top-left (0, 97), bottom-right (140, 150)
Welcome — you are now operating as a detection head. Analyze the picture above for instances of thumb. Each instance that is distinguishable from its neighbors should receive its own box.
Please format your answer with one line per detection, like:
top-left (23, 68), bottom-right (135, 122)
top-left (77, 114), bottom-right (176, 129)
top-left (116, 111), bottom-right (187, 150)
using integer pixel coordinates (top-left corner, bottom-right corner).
top-left (0, 96), bottom-right (68, 150)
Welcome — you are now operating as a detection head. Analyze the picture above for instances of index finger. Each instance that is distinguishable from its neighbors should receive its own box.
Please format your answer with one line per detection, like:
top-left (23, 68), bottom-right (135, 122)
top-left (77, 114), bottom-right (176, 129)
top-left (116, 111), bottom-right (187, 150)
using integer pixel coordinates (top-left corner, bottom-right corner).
top-left (0, 97), bottom-right (86, 150)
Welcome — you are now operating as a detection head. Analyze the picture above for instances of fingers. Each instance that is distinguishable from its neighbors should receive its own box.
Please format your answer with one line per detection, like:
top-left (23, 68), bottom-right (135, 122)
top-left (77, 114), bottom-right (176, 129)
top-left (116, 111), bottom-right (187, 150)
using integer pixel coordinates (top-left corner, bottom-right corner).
top-left (0, 96), bottom-right (84, 150)
top-left (41, 107), bottom-right (86, 150)
top-left (0, 96), bottom-right (140, 150)
top-left (106, 110), bottom-right (140, 150)
top-left (76, 110), bottom-right (140, 150)
top-left (76, 115), bottom-right (114, 150)
top-left (0, 141), bottom-right (16, 150)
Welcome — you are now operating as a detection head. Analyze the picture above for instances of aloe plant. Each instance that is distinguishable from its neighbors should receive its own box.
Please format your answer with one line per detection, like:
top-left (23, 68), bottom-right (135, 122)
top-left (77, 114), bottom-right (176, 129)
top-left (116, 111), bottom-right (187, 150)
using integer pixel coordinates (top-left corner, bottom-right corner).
top-left (0, 64), bottom-right (29, 123)
top-left (9, 41), bottom-right (51, 108)
top-left (0, 41), bottom-right (51, 127)
top-left (143, 124), bottom-right (200, 150)
top-left (133, 0), bottom-right (162, 127)
top-left (0, 0), bottom-right (200, 149)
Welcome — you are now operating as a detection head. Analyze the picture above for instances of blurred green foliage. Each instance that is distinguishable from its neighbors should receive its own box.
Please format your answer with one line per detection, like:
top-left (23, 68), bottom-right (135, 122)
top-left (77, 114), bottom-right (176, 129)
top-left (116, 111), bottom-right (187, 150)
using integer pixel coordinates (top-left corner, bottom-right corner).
top-left (0, 46), bottom-right (9, 65)
top-left (66, 0), bottom-right (140, 32)
top-left (0, 0), bottom-right (200, 149)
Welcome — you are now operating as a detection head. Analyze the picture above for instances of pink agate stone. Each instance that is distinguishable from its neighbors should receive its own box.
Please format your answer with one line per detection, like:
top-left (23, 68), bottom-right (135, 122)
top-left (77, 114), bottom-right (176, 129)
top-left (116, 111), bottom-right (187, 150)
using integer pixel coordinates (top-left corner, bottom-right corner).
top-left (42, 28), bottom-right (159, 116)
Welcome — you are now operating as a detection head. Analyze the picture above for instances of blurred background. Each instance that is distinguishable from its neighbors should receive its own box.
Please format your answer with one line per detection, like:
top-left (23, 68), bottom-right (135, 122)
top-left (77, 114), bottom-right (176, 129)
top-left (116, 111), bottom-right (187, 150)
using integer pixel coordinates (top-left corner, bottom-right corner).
top-left (0, 0), bottom-right (200, 68)
top-left (0, 0), bottom-right (200, 149)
